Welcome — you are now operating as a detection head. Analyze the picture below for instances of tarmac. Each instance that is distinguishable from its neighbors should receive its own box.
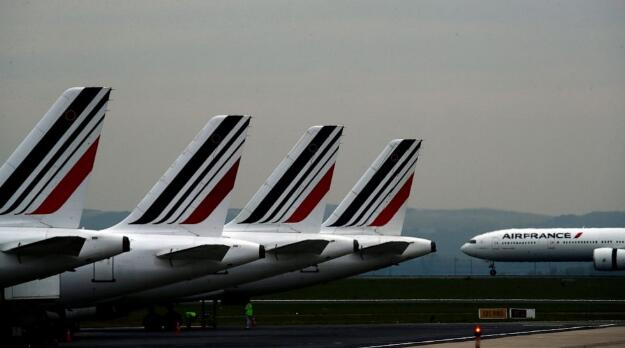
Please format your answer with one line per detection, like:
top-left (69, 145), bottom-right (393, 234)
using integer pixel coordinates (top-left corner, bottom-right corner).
top-left (58, 321), bottom-right (622, 348)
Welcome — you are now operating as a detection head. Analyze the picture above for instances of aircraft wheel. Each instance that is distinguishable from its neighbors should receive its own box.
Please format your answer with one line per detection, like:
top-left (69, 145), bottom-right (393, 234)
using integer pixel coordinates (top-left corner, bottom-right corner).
top-left (489, 269), bottom-right (497, 276)
top-left (143, 309), bottom-right (163, 331)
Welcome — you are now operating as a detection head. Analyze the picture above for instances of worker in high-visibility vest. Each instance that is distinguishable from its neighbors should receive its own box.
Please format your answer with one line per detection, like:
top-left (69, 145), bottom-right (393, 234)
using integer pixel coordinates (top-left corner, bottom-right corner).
top-left (244, 301), bottom-right (254, 329)
top-left (184, 311), bottom-right (197, 329)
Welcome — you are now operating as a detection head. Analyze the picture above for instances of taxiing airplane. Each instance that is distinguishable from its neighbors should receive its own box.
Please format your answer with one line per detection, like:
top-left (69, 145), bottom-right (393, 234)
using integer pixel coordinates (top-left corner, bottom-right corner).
top-left (0, 87), bottom-right (129, 288)
top-left (461, 228), bottom-right (625, 275)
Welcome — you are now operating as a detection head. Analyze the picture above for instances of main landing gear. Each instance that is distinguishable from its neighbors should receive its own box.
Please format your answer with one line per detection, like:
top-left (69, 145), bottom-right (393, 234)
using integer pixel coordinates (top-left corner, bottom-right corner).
top-left (488, 261), bottom-right (497, 276)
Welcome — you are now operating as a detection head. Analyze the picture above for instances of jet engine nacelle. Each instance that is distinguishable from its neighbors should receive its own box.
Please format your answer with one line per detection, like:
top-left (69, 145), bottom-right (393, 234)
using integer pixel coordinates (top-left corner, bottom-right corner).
top-left (593, 248), bottom-right (625, 271)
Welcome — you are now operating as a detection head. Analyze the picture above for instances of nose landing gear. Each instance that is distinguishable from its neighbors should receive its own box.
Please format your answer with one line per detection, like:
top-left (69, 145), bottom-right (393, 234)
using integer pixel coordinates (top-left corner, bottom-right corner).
top-left (488, 261), bottom-right (497, 276)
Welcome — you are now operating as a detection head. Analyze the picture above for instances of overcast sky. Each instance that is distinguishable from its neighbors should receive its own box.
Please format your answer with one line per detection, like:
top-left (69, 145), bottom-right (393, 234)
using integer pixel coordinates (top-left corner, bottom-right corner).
top-left (1, 1), bottom-right (624, 215)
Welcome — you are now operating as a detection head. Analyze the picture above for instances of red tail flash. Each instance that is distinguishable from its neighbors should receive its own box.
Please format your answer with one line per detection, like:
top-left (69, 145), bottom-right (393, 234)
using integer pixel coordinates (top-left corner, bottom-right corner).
top-left (285, 165), bottom-right (335, 223)
top-left (369, 174), bottom-right (414, 227)
top-left (181, 160), bottom-right (240, 224)
top-left (30, 138), bottom-right (100, 215)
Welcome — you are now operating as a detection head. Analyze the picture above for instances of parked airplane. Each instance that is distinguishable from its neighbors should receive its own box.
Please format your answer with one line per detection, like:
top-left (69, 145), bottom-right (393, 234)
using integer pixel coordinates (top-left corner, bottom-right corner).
top-left (182, 139), bottom-right (436, 300)
top-left (461, 228), bottom-right (625, 275)
top-left (101, 125), bottom-right (358, 307)
top-left (56, 115), bottom-right (262, 308)
top-left (0, 87), bottom-right (129, 288)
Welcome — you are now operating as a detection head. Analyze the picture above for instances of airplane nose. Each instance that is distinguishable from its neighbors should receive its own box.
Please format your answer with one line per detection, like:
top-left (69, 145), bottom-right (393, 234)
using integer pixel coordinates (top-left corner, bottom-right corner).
top-left (461, 243), bottom-right (479, 258)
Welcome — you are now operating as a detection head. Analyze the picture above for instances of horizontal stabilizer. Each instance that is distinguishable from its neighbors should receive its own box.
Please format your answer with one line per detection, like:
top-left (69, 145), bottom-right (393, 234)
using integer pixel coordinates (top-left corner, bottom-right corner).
top-left (156, 244), bottom-right (230, 261)
top-left (3, 236), bottom-right (86, 257)
top-left (268, 239), bottom-right (329, 256)
top-left (359, 241), bottom-right (410, 255)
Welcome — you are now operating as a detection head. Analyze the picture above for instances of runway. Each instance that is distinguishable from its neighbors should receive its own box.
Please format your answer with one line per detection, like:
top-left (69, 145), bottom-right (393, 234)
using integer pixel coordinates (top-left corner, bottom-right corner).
top-left (60, 321), bottom-right (621, 348)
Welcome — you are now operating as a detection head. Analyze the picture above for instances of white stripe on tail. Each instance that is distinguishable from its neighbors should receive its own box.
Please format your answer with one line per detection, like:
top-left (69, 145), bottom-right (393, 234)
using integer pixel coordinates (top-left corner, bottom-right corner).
top-left (0, 87), bottom-right (111, 228)
top-left (229, 125), bottom-right (343, 234)
top-left (110, 115), bottom-right (250, 236)
top-left (323, 139), bottom-right (421, 236)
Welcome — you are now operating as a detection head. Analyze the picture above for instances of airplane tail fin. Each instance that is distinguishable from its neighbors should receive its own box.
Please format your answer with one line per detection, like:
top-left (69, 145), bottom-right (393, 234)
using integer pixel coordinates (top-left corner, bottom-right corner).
top-left (110, 115), bottom-right (250, 236)
top-left (0, 87), bottom-right (111, 228)
top-left (229, 125), bottom-right (343, 233)
top-left (323, 139), bottom-right (421, 236)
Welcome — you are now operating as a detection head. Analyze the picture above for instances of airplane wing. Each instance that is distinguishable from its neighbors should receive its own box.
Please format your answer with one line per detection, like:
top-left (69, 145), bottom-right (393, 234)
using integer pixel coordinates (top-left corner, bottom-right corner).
top-left (267, 239), bottom-right (330, 256)
top-left (359, 241), bottom-right (410, 255)
top-left (2, 236), bottom-right (86, 257)
top-left (156, 244), bottom-right (230, 261)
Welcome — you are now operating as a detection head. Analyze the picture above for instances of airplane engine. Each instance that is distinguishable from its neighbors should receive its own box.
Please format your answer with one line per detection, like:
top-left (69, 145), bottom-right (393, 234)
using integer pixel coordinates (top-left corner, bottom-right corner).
top-left (593, 248), bottom-right (625, 271)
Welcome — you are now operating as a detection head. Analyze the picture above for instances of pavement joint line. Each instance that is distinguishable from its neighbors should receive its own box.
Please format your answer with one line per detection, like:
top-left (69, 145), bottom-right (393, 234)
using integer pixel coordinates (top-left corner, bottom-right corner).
top-left (358, 323), bottom-right (617, 348)
top-left (360, 336), bottom-right (475, 348)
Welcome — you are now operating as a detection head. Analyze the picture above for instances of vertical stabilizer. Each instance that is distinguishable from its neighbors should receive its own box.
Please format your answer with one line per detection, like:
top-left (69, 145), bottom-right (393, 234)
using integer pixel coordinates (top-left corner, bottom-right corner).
top-left (0, 87), bottom-right (111, 228)
top-left (110, 115), bottom-right (250, 236)
top-left (230, 125), bottom-right (343, 234)
top-left (323, 139), bottom-right (421, 236)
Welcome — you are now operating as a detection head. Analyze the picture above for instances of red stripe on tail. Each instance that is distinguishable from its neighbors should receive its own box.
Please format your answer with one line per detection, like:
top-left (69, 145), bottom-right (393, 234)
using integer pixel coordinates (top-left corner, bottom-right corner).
top-left (30, 138), bottom-right (100, 215)
top-left (181, 159), bottom-right (240, 224)
top-left (369, 174), bottom-right (413, 227)
top-left (285, 164), bottom-right (334, 223)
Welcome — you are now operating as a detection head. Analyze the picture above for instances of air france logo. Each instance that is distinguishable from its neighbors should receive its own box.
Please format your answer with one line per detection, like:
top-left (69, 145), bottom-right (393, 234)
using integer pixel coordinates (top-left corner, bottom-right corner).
top-left (502, 232), bottom-right (583, 240)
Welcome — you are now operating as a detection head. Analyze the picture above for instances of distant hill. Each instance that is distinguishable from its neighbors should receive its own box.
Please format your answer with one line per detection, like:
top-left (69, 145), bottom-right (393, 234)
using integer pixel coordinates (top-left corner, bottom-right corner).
top-left (80, 210), bottom-right (128, 230)
top-left (80, 208), bottom-right (625, 277)
top-left (540, 211), bottom-right (625, 228)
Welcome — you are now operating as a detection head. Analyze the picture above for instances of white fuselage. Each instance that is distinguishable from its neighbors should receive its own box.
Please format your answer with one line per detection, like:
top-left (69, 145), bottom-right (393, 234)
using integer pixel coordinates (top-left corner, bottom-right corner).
top-left (107, 230), bottom-right (357, 305)
top-left (57, 233), bottom-right (261, 307)
top-left (183, 235), bottom-right (435, 300)
top-left (461, 228), bottom-right (625, 262)
top-left (0, 228), bottom-right (128, 287)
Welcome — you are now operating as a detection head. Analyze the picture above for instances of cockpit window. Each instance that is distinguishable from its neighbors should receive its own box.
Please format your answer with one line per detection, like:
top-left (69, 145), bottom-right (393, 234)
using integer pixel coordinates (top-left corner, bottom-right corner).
top-left (469, 239), bottom-right (477, 244)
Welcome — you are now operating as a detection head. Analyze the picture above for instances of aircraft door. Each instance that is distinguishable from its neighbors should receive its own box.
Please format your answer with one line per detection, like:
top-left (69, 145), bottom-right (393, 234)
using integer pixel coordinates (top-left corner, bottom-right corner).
top-left (548, 239), bottom-right (556, 250)
top-left (491, 237), bottom-right (500, 250)
top-left (92, 257), bottom-right (115, 282)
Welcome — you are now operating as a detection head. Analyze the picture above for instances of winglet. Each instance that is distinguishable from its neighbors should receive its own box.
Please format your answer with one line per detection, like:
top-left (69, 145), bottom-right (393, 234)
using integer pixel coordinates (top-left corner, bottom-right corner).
top-left (110, 115), bottom-right (250, 236)
top-left (323, 139), bottom-right (421, 236)
top-left (0, 87), bottom-right (111, 228)
top-left (229, 125), bottom-right (343, 234)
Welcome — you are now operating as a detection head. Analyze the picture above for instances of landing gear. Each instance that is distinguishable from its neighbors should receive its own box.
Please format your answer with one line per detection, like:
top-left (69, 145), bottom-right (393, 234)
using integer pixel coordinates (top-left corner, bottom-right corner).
top-left (163, 306), bottom-right (182, 332)
top-left (488, 261), bottom-right (497, 276)
top-left (198, 299), bottom-right (219, 329)
top-left (143, 307), bottom-right (163, 331)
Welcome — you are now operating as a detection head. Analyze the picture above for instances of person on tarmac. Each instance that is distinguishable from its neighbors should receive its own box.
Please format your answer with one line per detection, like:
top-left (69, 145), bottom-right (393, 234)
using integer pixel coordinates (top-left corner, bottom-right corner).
top-left (184, 311), bottom-right (197, 329)
top-left (244, 301), bottom-right (254, 329)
